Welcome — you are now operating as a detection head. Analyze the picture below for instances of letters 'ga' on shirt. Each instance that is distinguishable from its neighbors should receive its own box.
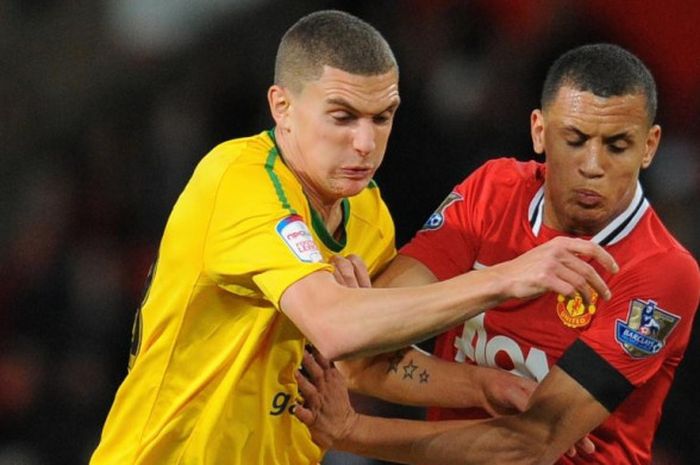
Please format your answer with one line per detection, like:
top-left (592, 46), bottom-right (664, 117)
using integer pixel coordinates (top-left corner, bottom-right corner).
top-left (401, 158), bottom-right (700, 465)
top-left (90, 130), bottom-right (396, 465)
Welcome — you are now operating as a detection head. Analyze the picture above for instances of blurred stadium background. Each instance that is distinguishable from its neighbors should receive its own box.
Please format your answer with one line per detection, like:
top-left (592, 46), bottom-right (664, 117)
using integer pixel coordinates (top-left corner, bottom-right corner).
top-left (1, 1), bottom-right (698, 464)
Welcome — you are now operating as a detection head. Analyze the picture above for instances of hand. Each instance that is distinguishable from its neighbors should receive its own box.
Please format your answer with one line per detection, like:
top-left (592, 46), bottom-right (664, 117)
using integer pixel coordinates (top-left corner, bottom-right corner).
top-left (492, 237), bottom-right (618, 304)
top-left (476, 367), bottom-right (536, 417)
top-left (329, 254), bottom-right (372, 288)
top-left (477, 367), bottom-right (595, 458)
top-left (294, 349), bottom-right (359, 450)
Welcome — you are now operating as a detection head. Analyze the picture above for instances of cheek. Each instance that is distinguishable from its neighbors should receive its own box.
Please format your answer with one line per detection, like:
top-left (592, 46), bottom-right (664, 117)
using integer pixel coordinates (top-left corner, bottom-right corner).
top-left (373, 127), bottom-right (392, 153)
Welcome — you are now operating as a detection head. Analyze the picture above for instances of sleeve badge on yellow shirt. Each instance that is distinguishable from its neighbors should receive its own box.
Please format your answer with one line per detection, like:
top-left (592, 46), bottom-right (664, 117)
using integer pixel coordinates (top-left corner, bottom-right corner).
top-left (276, 214), bottom-right (323, 263)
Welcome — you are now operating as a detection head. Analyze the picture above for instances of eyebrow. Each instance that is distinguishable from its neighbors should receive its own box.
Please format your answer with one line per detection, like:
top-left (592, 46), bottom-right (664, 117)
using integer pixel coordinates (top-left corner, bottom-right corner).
top-left (326, 97), bottom-right (400, 115)
top-left (563, 125), bottom-right (633, 144)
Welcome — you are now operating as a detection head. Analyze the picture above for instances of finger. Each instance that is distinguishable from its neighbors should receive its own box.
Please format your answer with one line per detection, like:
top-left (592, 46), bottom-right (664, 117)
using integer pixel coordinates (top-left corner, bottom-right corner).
top-left (309, 346), bottom-right (333, 370)
top-left (503, 384), bottom-right (532, 412)
top-left (330, 255), bottom-right (350, 287)
top-left (346, 254), bottom-right (372, 288)
top-left (302, 349), bottom-right (325, 384)
top-left (515, 375), bottom-right (538, 396)
top-left (560, 255), bottom-right (611, 302)
top-left (562, 238), bottom-right (619, 274)
top-left (330, 255), bottom-right (360, 288)
top-left (566, 446), bottom-right (576, 457)
top-left (295, 369), bottom-right (319, 405)
top-left (575, 436), bottom-right (595, 454)
top-left (293, 402), bottom-right (315, 426)
top-left (332, 267), bottom-right (347, 287)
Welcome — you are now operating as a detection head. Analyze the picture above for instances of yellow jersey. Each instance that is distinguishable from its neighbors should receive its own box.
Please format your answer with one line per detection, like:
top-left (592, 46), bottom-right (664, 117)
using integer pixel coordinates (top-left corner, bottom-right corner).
top-left (90, 130), bottom-right (396, 465)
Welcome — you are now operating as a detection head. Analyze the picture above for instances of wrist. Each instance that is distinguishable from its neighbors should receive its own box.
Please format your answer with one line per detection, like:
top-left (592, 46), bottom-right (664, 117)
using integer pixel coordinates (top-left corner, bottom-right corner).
top-left (479, 264), bottom-right (512, 303)
top-left (454, 363), bottom-right (489, 410)
top-left (336, 411), bottom-right (363, 451)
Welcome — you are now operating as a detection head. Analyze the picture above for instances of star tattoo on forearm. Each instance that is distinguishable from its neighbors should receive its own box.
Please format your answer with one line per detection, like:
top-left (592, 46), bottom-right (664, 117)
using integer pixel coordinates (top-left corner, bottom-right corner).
top-left (402, 360), bottom-right (418, 379)
top-left (386, 350), bottom-right (406, 374)
top-left (385, 350), bottom-right (430, 384)
top-left (419, 369), bottom-right (429, 383)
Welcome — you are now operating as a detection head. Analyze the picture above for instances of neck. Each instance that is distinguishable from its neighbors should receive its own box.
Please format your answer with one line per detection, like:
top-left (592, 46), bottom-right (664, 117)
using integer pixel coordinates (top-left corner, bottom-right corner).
top-left (273, 127), bottom-right (344, 236)
top-left (307, 191), bottom-right (344, 237)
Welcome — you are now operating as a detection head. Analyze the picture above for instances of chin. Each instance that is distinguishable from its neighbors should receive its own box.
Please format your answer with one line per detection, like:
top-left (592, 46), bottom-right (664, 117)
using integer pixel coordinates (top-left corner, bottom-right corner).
top-left (337, 180), bottom-right (371, 197)
top-left (570, 213), bottom-right (608, 236)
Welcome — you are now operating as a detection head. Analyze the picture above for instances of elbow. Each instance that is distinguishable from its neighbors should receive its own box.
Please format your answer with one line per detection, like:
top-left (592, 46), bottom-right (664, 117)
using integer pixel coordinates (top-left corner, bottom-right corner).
top-left (301, 308), bottom-right (370, 361)
top-left (312, 340), bottom-right (346, 362)
top-left (305, 322), bottom-right (358, 361)
top-left (281, 278), bottom-right (373, 360)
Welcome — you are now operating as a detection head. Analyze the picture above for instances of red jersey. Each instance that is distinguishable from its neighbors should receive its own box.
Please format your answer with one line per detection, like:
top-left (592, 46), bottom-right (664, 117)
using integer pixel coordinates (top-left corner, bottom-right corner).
top-left (401, 158), bottom-right (700, 465)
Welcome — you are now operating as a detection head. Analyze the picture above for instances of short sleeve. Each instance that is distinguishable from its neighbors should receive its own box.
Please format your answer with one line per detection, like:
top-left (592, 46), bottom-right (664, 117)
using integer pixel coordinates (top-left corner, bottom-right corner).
top-left (203, 164), bottom-right (331, 307)
top-left (578, 250), bottom-right (700, 386)
top-left (400, 164), bottom-right (492, 280)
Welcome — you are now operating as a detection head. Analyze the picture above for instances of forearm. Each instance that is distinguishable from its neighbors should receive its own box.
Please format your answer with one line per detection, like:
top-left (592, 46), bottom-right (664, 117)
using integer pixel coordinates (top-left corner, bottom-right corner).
top-left (342, 347), bottom-right (485, 408)
top-left (409, 367), bottom-right (610, 465)
top-left (286, 268), bottom-right (507, 360)
top-left (411, 414), bottom-right (555, 465)
top-left (339, 414), bottom-right (553, 465)
top-left (338, 415), bottom-right (480, 465)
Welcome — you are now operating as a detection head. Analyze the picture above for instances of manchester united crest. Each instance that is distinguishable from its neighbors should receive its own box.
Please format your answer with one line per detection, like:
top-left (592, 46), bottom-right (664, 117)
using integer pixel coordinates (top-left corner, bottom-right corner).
top-left (615, 299), bottom-right (680, 358)
top-left (556, 291), bottom-right (598, 328)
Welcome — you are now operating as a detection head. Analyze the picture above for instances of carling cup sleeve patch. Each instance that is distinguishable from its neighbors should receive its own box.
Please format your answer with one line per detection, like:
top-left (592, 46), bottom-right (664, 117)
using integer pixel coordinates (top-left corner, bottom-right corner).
top-left (276, 214), bottom-right (323, 263)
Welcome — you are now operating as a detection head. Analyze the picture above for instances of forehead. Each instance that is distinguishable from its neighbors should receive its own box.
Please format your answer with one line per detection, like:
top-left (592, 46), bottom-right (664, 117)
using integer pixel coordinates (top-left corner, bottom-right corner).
top-left (544, 86), bottom-right (650, 132)
top-left (300, 65), bottom-right (400, 112)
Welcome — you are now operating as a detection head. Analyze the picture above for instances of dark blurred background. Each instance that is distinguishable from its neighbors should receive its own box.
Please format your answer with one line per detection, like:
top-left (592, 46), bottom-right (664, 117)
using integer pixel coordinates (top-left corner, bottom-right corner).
top-left (1, 1), bottom-right (698, 464)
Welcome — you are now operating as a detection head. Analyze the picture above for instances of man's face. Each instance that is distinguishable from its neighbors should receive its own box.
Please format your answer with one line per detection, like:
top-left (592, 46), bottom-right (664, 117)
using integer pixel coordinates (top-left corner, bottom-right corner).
top-left (531, 86), bottom-right (661, 236)
top-left (273, 65), bottom-right (400, 204)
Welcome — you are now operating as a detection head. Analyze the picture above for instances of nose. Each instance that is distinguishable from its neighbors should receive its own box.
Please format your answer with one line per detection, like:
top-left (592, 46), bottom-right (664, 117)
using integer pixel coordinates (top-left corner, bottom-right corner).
top-left (579, 141), bottom-right (605, 178)
top-left (353, 119), bottom-right (376, 156)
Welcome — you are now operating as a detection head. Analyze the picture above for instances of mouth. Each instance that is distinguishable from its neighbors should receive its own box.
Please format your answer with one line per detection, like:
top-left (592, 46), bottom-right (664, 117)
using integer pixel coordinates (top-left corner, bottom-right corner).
top-left (574, 189), bottom-right (603, 207)
top-left (340, 166), bottom-right (374, 180)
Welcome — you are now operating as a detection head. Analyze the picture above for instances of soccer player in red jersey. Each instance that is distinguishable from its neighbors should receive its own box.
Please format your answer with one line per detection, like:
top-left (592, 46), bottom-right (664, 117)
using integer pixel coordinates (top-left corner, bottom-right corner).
top-left (295, 43), bottom-right (700, 465)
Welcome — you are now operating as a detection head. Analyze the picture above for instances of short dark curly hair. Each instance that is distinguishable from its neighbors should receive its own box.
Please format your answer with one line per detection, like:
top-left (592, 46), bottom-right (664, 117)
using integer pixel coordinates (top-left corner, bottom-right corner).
top-left (541, 43), bottom-right (657, 124)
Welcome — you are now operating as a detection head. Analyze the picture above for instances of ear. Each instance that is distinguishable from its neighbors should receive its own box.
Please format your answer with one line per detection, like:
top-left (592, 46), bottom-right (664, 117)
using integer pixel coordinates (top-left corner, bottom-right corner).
top-left (530, 109), bottom-right (545, 155)
top-left (641, 124), bottom-right (661, 169)
top-left (268, 85), bottom-right (292, 130)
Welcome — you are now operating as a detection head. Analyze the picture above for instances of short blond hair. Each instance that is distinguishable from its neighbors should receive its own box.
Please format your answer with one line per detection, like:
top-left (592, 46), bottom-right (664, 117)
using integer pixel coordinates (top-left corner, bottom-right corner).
top-left (274, 10), bottom-right (397, 93)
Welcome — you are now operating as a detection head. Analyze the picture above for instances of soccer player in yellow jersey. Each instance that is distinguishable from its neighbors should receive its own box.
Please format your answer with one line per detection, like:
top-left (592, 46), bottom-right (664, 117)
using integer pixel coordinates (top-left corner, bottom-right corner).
top-left (90, 10), bottom-right (618, 465)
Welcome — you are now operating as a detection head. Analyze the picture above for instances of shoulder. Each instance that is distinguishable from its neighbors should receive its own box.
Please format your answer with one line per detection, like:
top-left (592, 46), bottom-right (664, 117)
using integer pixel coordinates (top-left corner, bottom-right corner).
top-left (193, 131), bottom-right (305, 213)
top-left (621, 208), bottom-right (700, 291)
top-left (626, 246), bottom-right (699, 291)
top-left (197, 131), bottom-right (275, 175)
top-left (611, 243), bottom-right (699, 323)
top-left (348, 179), bottom-right (393, 225)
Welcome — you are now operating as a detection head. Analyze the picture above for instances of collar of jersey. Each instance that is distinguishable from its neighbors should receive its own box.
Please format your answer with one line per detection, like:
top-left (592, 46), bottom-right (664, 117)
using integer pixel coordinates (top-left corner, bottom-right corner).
top-left (527, 181), bottom-right (649, 247)
top-left (308, 200), bottom-right (349, 253)
top-left (267, 128), bottom-right (349, 252)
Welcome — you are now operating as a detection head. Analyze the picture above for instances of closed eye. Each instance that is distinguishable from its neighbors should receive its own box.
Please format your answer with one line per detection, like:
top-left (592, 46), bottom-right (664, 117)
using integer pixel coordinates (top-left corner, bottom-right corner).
top-left (331, 112), bottom-right (356, 124)
top-left (608, 144), bottom-right (627, 154)
top-left (373, 114), bottom-right (392, 125)
top-left (566, 139), bottom-right (586, 148)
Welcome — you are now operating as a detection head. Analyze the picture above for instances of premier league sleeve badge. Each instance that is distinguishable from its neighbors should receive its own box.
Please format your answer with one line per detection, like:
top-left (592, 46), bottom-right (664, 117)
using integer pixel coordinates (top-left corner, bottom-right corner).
top-left (615, 299), bottom-right (680, 358)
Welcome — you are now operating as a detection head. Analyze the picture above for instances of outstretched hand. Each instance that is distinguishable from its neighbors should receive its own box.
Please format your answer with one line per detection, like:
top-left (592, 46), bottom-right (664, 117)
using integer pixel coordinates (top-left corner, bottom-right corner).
top-left (294, 349), bottom-right (359, 450)
top-left (492, 236), bottom-right (618, 304)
